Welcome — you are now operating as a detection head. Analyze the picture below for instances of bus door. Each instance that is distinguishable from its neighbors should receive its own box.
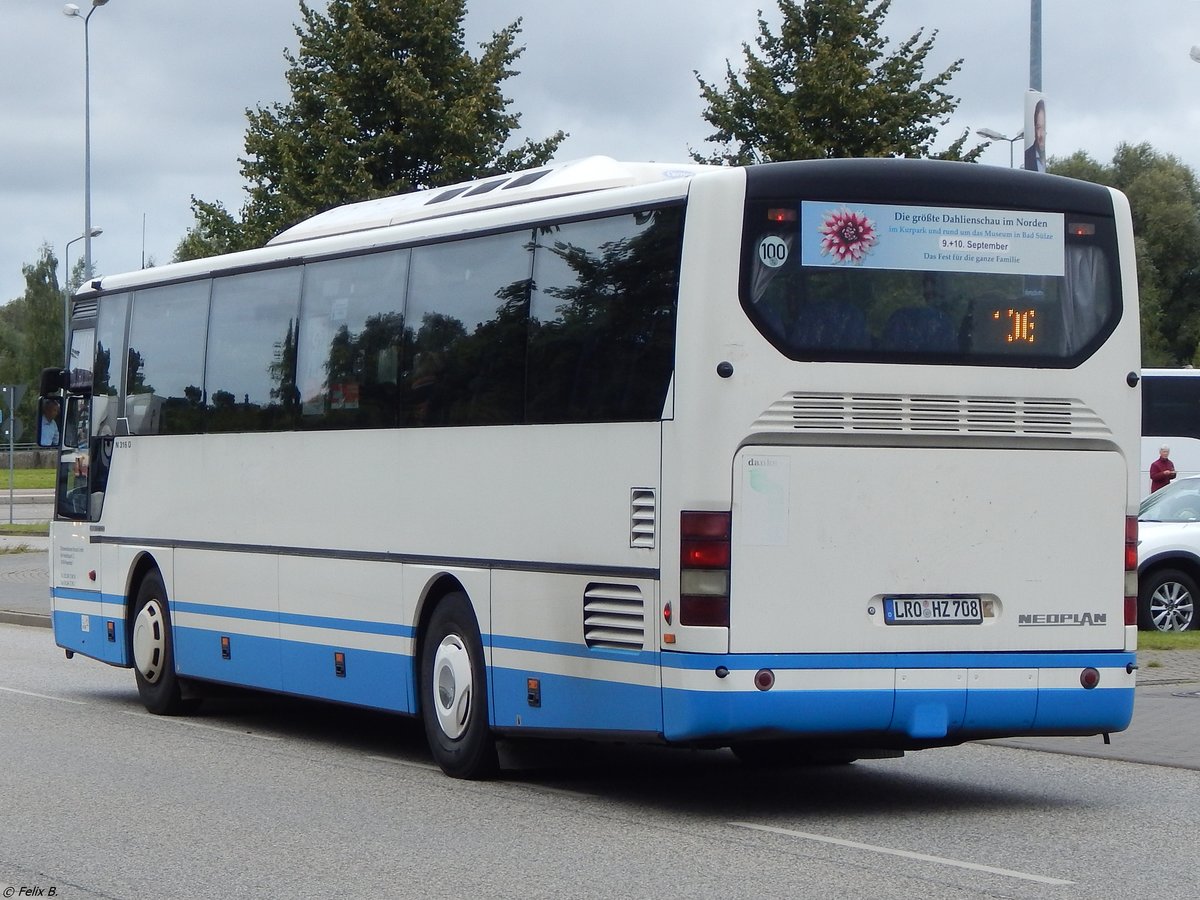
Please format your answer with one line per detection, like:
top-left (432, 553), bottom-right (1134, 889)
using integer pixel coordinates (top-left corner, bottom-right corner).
top-left (50, 326), bottom-right (122, 664)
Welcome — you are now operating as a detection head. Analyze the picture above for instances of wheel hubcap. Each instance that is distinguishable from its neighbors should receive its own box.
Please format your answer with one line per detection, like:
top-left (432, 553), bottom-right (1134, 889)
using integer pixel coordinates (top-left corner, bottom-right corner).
top-left (432, 633), bottom-right (473, 740)
top-left (1151, 582), bottom-right (1194, 632)
top-left (132, 599), bottom-right (167, 683)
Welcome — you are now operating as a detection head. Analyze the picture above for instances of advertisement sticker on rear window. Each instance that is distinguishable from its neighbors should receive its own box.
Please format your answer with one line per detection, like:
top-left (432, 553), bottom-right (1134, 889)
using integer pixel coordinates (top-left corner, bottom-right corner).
top-left (799, 202), bottom-right (1065, 277)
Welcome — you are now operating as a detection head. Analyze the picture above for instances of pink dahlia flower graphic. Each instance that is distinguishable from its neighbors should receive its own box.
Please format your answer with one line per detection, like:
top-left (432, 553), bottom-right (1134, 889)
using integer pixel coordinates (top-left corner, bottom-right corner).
top-left (818, 207), bottom-right (878, 264)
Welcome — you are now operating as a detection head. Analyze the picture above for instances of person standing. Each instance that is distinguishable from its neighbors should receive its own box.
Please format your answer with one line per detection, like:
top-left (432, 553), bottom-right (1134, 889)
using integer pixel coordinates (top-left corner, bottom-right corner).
top-left (1150, 445), bottom-right (1177, 493)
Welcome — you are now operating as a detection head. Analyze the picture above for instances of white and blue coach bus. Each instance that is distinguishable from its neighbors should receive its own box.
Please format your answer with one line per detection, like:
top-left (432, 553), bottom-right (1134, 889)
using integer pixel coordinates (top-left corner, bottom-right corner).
top-left (40, 156), bottom-right (1140, 778)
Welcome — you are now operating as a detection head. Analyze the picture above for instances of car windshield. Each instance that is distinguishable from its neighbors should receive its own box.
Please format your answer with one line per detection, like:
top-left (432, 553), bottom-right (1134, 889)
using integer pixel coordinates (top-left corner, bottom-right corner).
top-left (1140, 478), bottom-right (1200, 521)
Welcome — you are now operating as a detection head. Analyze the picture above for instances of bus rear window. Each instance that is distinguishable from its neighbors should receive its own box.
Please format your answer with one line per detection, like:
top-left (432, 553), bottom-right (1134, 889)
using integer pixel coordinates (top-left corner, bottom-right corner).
top-left (741, 199), bottom-right (1120, 366)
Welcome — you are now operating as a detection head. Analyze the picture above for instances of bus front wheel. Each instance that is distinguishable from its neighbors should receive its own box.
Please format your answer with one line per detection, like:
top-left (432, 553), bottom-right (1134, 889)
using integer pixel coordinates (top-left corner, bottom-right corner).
top-left (420, 592), bottom-right (498, 779)
top-left (131, 571), bottom-right (193, 715)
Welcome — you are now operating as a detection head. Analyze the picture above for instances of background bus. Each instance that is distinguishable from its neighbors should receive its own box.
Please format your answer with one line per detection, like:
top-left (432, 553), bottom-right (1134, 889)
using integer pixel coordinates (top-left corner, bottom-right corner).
top-left (1141, 368), bottom-right (1200, 496)
top-left (42, 156), bottom-right (1140, 778)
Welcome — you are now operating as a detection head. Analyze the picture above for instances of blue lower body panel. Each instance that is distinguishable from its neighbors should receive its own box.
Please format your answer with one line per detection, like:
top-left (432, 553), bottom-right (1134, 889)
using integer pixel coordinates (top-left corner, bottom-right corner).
top-left (491, 666), bottom-right (662, 732)
top-left (661, 685), bottom-right (897, 740)
top-left (53, 598), bottom-right (1136, 748)
top-left (173, 625), bottom-right (413, 713)
top-left (174, 627), bottom-right (285, 694)
top-left (660, 650), bottom-right (1136, 745)
top-left (52, 588), bottom-right (127, 665)
top-left (281, 639), bottom-right (411, 712)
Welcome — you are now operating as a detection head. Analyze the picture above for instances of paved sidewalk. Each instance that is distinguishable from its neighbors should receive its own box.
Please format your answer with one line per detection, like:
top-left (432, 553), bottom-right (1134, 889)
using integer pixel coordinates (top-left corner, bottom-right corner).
top-left (0, 488), bottom-right (53, 500)
top-left (3, 538), bottom-right (1199, 768)
top-left (0, 535), bottom-right (50, 628)
top-left (0, 487), bottom-right (54, 528)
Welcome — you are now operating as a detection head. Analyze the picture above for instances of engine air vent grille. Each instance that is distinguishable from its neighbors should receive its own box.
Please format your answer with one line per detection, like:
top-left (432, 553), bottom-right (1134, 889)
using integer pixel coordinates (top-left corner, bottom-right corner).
top-left (630, 488), bottom-right (656, 549)
top-left (584, 583), bottom-right (645, 650)
top-left (753, 392), bottom-right (1111, 438)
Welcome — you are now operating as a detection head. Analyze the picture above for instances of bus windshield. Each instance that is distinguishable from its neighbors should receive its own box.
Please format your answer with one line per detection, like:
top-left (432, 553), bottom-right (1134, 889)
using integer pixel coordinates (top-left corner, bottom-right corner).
top-left (741, 199), bottom-right (1120, 365)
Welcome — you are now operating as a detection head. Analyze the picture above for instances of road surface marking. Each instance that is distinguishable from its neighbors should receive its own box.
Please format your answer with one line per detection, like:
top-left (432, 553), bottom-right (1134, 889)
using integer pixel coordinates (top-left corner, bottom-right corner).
top-left (0, 685), bottom-right (85, 704)
top-left (729, 821), bottom-right (1074, 885)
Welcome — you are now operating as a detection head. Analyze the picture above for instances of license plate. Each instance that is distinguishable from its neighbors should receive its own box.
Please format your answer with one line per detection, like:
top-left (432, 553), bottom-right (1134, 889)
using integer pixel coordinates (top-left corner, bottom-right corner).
top-left (884, 596), bottom-right (983, 625)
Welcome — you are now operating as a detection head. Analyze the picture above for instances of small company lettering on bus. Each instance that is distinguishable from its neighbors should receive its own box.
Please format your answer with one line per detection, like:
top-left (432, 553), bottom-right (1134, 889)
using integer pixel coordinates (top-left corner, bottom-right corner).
top-left (1018, 612), bottom-right (1108, 626)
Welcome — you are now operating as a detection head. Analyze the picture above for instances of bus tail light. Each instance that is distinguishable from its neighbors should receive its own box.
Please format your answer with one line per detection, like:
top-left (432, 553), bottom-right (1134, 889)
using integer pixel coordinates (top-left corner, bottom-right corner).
top-left (1125, 516), bottom-right (1138, 627)
top-left (680, 511), bottom-right (731, 627)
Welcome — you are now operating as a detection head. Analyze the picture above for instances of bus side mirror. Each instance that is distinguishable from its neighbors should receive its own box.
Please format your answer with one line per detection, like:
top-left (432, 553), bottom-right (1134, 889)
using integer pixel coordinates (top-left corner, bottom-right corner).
top-left (40, 367), bottom-right (69, 395)
top-left (36, 396), bottom-right (63, 447)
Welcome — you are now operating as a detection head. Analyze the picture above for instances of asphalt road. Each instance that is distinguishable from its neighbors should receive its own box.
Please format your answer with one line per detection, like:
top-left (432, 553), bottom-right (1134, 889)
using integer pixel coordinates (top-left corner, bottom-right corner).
top-left (3, 622), bottom-right (1200, 899)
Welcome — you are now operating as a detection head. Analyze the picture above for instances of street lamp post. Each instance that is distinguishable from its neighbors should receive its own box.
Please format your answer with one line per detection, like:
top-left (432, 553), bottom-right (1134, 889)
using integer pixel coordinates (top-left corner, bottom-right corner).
top-left (1030, 0), bottom-right (1042, 91)
top-left (63, 0), bottom-right (110, 284)
top-left (63, 228), bottom-right (102, 365)
top-left (976, 128), bottom-right (1025, 169)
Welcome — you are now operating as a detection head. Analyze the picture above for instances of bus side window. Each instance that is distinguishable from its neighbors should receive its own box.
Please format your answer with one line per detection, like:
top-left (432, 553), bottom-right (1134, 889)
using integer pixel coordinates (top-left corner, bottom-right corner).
top-left (37, 397), bottom-right (63, 447)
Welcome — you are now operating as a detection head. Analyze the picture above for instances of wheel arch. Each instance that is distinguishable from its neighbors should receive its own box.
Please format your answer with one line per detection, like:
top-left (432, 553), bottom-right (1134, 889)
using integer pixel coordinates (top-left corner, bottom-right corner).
top-left (1140, 551), bottom-right (1200, 586)
top-left (412, 574), bottom-right (474, 709)
top-left (123, 551), bottom-right (166, 662)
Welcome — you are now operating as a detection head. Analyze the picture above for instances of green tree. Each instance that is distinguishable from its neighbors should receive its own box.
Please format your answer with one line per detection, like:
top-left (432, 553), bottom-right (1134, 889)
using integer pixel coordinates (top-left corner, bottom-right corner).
top-left (177, 0), bottom-right (565, 259)
top-left (1052, 143), bottom-right (1200, 366)
top-left (174, 202), bottom-right (245, 261)
top-left (0, 245), bottom-right (65, 430)
top-left (693, 0), bottom-right (981, 164)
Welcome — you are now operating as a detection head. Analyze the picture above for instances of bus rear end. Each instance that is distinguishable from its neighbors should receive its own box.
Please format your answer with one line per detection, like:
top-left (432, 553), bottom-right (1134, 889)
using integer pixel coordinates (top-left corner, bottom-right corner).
top-left (663, 160), bottom-right (1139, 754)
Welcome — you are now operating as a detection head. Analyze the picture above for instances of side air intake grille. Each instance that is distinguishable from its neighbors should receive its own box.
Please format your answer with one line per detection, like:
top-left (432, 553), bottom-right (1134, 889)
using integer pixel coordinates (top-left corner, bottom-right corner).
top-left (70, 297), bottom-right (99, 319)
top-left (630, 488), bottom-right (656, 549)
top-left (752, 392), bottom-right (1111, 437)
top-left (584, 583), bottom-right (645, 650)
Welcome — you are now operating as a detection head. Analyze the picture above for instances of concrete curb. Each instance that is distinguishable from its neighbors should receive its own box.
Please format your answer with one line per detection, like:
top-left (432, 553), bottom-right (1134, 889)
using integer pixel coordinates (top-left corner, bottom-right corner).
top-left (0, 610), bottom-right (50, 629)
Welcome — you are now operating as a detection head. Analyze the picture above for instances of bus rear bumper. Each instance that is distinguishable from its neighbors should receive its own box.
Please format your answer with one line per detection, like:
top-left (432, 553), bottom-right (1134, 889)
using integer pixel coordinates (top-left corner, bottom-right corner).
top-left (660, 651), bottom-right (1136, 744)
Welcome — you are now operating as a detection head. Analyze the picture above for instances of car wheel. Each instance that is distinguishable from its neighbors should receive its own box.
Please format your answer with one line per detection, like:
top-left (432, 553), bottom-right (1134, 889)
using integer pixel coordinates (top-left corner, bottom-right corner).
top-left (1139, 568), bottom-right (1199, 632)
top-left (131, 571), bottom-right (197, 714)
top-left (420, 592), bottom-right (498, 779)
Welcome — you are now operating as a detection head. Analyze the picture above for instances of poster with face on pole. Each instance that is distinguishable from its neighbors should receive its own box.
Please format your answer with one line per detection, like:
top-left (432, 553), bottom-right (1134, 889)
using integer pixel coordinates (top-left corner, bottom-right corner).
top-left (1024, 90), bottom-right (1047, 172)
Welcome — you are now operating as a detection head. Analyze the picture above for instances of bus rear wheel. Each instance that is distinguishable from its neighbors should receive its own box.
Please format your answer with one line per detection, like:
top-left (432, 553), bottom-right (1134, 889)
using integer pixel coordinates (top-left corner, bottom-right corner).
top-left (131, 571), bottom-right (194, 715)
top-left (420, 592), bottom-right (498, 779)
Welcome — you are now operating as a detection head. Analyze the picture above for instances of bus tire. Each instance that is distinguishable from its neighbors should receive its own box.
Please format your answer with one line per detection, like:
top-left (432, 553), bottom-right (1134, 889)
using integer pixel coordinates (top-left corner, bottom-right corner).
top-left (131, 571), bottom-right (194, 715)
top-left (1139, 568), bottom-right (1199, 632)
top-left (420, 592), bottom-right (498, 779)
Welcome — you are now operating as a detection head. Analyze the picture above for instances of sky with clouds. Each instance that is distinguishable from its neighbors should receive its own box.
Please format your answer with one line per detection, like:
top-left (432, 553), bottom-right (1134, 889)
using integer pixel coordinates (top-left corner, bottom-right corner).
top-left (3, 0), bottom-right (1200, 306)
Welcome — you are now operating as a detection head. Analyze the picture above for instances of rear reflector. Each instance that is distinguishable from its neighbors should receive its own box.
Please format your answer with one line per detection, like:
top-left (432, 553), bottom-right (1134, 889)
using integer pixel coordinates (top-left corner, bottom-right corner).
top-left (680, 595), bottom-right (730, 628)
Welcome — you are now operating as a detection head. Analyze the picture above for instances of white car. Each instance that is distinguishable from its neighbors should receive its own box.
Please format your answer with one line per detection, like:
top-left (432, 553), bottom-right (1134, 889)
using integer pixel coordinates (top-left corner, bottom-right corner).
top-left (1138, 476), bottom-right (1200, 631)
